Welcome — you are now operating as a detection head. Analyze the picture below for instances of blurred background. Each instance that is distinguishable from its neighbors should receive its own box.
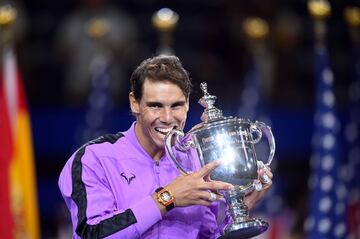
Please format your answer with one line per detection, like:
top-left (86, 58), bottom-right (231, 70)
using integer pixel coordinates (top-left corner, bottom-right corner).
top-left (1, 0), bottom-right (359, 238)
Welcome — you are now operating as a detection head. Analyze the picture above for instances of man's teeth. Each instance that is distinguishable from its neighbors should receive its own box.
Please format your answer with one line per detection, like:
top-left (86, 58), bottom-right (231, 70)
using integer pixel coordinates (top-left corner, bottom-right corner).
top-left (155, 127), bottom-right (173, 134)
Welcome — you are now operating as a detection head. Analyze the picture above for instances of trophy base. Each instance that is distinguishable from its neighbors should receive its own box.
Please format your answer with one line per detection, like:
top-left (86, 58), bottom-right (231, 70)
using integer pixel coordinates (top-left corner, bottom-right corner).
top-left (221, 218), bottom-right (269, 239)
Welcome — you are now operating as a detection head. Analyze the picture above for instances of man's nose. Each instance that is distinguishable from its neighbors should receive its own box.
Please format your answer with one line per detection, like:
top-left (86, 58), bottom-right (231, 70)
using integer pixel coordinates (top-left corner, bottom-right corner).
top-left (159, 108), bottom-right (174, 123)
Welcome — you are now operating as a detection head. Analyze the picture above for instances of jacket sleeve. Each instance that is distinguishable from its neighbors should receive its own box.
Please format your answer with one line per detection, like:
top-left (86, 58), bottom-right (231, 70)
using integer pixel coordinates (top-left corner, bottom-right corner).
top-left (58, 148), bottom-right (162, 239)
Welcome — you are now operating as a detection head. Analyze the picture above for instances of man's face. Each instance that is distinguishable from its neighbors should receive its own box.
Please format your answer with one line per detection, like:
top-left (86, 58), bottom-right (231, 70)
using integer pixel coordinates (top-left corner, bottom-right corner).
top-left (129, 78), bottom-right (189, 158)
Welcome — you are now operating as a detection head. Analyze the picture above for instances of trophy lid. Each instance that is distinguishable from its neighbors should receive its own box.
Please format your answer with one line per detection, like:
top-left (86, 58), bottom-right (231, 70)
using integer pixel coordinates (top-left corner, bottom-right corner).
top-left (188, 83), bottom-right (252, 134)
top-left (198, 82), bottom-right (224, 123)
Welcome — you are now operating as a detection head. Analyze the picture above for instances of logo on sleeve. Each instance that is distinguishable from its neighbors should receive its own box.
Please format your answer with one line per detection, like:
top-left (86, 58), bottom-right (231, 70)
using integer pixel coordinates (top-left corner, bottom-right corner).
top-left (120, 172), bottom-right (136, 185)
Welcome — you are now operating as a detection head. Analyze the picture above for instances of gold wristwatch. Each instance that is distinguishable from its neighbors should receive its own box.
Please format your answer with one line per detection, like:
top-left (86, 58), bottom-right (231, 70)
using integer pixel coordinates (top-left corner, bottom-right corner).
top-left (155, 187), bottom-right (175, 211)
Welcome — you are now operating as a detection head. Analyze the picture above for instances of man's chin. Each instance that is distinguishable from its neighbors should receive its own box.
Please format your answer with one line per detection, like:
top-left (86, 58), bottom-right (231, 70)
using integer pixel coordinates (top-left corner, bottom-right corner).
top-left (153, 130), bottom-right (176, 148)
top-left (154, 137), bottom-right (166, 148)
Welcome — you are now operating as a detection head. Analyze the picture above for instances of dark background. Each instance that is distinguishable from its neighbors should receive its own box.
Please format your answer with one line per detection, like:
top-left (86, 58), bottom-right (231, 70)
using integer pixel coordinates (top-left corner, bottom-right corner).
top-left (7, 0), bottom-right (359, 237)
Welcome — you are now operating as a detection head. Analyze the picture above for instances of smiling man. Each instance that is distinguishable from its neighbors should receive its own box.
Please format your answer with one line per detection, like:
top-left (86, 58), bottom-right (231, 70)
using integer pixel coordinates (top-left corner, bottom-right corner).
top-left (58, 55), bottom-right (272, 238)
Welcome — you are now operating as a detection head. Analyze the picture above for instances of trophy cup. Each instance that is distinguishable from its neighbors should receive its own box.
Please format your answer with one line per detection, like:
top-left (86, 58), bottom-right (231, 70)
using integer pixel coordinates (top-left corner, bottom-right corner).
top-left (165, 83), bottom-right (275, 239)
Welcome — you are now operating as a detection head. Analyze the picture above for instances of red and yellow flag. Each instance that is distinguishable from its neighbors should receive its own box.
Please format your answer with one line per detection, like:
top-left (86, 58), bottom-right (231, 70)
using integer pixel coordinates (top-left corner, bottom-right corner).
top-left (0, 46), bottom-right (40, 238)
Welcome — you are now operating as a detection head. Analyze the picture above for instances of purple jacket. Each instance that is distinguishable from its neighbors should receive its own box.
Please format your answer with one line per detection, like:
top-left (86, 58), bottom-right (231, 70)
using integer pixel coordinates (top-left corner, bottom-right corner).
top-left (58, 122), bottom-right (230, 238)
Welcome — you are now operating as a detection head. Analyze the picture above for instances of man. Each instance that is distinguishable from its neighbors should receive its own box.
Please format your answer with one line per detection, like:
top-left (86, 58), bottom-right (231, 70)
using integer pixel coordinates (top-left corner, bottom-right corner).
top-left (58, 55), bottom-right (273, 238)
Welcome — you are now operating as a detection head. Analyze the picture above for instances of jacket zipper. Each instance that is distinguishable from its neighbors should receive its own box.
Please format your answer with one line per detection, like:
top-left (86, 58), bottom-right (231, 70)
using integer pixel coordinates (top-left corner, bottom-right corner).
top-left (154, 160), bottom-right (161, 239)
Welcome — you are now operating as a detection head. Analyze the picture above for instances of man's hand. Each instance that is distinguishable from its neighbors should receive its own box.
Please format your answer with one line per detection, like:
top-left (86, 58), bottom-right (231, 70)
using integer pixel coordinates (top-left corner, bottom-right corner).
top-left (163, 160), bottom-right (234, 207)
top-left (244, 166), bottom-right (273, 210)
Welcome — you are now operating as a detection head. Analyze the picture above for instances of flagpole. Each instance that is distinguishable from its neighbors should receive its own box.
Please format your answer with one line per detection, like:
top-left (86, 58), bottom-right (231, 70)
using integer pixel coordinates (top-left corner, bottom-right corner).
top-left (344, 6), bottom-right (360, 239)
top-left (152, 8), bottom-right (179, 55)
top-left (75, 16), bottom-right (115, 145)
top-left (241, 17), bottom-right (270, 121)
top-left (345, 6), bottom-right (360, 43)
top-left (306, 1), bottom-right (349, 238)
top-left (0, 6), bottom-right (18, 239)
top-left (308, 0), bottom-right (330, 48)
top-left (0, 5), bottom-right (17, 130)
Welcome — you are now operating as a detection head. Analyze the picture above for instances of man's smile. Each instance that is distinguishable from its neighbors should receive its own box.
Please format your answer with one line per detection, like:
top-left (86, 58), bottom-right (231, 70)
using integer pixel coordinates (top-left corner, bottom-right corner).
top-left (154, 126), bottom-right (176, 135)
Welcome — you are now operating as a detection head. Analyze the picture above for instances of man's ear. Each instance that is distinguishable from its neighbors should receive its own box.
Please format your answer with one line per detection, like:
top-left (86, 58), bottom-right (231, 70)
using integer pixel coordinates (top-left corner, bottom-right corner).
top-left (129, 92), bottom-right (140, 114)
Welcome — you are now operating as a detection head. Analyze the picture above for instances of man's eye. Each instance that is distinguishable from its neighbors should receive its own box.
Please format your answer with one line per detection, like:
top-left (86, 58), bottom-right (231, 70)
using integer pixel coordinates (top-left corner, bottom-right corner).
top-left (172, 103), bottom-right (185, 109)
top-left (148, 104), bottom-right (161, 109)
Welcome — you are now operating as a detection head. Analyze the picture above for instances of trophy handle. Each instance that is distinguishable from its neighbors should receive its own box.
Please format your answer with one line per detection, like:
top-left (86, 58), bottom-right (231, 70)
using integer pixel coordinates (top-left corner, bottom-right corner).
top-left (164, 129), bottom-right (194, 175)
top-left (251, 121), bottom-right (276, 166)
top-left (250, 121), bottom-right (276, 191)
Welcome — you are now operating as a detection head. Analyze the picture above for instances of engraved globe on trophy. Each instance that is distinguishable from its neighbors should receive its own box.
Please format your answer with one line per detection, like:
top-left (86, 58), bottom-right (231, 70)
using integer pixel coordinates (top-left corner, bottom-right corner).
top-left (165, 83), bottom-right (275, 239)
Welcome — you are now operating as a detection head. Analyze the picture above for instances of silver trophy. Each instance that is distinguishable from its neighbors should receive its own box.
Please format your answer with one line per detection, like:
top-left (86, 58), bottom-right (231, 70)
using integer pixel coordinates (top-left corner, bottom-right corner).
top-left (165, 82), bottom-right (275, 239)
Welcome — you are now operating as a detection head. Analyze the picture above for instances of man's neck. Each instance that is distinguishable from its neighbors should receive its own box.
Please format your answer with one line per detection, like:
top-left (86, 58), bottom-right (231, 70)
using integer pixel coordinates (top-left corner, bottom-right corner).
top-left (134, 123), bottom-right (165, 161)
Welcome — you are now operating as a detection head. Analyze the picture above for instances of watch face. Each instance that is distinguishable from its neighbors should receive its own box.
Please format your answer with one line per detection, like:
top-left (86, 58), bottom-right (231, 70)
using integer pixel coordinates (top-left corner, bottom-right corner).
top-left (160, 191), bottom-right (172, 202)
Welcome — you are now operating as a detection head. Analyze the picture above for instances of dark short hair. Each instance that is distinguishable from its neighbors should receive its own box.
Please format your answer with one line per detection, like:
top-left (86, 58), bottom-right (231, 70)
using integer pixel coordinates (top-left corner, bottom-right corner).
top-left (130, 55), bottom-right (192, 101)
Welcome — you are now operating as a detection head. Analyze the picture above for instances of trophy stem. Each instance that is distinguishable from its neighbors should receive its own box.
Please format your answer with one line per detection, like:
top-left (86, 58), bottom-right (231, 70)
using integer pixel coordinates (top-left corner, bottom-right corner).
top-left (222, 188), bottom-right (269, 239)
top-left (225, 189), bottom-right (251, 223)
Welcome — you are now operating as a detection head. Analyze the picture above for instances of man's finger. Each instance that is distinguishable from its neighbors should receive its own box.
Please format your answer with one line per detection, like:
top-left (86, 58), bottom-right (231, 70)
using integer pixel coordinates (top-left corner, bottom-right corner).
top-left (203, 180), bottom-right (234, 191)
top-left (259, 166), bottom-right (273, 179)
top-left (196, 160), bottom-right (221, 178)
top-left (265, 167), bottom-right (273, 179)
top-left (258, 166), bottom-right (271, 184)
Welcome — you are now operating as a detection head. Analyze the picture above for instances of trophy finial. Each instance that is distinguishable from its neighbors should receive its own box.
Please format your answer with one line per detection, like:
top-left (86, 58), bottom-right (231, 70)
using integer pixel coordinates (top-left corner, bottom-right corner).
top-left (198, 82), bottom-right (223, 122)
top-left (200, 82), bottom-right (208, 95)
